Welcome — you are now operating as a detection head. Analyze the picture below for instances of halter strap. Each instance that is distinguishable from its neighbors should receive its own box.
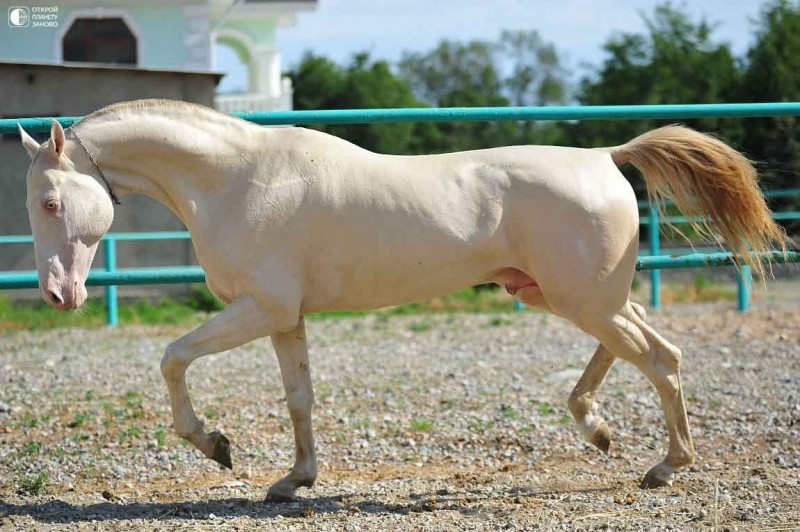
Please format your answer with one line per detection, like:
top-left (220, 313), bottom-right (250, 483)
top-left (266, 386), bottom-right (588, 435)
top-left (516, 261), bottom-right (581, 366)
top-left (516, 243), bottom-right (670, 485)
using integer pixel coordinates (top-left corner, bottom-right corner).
top-left (68, 127), bottom-right (122, 205)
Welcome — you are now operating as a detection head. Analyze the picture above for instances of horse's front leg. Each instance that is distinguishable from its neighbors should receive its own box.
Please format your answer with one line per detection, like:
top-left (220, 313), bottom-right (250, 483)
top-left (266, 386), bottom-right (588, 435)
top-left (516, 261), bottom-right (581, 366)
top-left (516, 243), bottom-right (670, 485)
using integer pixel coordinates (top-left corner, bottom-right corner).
top-left (266, 316), bottom-right (317, 502)
top-left (160, 294), bottom-right (295, 469)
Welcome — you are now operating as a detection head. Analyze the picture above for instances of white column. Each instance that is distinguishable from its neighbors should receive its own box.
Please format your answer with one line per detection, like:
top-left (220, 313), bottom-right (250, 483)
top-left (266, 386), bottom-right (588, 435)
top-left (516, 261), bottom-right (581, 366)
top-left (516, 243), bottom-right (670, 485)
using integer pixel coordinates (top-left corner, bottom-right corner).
top-left (254, 48), bottom-right (281, 99)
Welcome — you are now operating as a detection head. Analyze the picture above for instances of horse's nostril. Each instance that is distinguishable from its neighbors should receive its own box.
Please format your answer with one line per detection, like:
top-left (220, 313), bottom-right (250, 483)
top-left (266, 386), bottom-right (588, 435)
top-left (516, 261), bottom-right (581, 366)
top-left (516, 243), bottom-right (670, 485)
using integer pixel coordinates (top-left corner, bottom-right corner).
top-left (47, 289), bottom-right (64, 306)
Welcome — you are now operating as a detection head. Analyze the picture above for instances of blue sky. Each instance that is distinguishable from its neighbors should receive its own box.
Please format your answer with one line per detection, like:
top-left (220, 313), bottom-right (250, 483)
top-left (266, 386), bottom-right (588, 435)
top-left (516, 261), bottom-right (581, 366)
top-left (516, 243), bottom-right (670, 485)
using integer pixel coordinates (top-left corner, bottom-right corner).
top-left (216, 0), bottom-right (766, 93)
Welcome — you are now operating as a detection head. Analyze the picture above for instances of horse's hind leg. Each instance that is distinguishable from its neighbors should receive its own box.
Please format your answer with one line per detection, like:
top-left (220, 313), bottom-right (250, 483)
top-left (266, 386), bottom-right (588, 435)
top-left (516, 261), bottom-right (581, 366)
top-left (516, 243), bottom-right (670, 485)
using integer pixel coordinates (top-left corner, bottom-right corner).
top-left (579, 303), bottom-right (695, 488)
top-left (567, 302), bottom-right (647, 454)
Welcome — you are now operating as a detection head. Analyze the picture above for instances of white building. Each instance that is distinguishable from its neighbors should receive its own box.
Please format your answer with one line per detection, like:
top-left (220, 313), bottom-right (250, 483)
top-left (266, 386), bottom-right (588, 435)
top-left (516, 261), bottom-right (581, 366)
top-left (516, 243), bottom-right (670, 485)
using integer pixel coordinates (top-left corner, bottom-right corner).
top-left (0, 0), bottom-right (318, 111)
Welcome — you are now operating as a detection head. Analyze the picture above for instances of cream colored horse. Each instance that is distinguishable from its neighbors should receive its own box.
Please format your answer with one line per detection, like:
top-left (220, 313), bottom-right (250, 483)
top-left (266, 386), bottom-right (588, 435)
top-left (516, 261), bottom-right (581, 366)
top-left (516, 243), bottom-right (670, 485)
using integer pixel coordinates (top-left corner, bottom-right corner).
top-left (19, 100), bottom-right (786, 501)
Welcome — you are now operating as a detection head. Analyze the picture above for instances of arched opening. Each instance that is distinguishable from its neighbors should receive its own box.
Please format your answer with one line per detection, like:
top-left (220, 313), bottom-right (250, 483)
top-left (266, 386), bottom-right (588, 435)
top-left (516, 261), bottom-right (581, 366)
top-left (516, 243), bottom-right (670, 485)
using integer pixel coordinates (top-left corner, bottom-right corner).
top-left (62, 17), bottom-right (137, 65)
top-left (215, 41), bottom-right (250, 94)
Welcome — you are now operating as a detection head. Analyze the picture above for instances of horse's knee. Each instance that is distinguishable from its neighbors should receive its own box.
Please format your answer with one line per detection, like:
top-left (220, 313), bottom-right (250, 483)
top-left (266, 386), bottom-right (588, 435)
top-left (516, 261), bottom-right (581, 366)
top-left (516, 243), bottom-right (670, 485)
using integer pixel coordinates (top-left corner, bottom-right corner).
top-left (160, 341), bottom-right (190, 382)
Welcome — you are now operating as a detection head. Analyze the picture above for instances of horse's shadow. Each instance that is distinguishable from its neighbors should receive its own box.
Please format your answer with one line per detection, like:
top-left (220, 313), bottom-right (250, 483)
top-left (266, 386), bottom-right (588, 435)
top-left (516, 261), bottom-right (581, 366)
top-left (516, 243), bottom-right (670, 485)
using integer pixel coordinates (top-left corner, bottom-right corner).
top-left (0, 492), bottom-right (464, 524)
top-left (0, 484), bottom-right (617, 524)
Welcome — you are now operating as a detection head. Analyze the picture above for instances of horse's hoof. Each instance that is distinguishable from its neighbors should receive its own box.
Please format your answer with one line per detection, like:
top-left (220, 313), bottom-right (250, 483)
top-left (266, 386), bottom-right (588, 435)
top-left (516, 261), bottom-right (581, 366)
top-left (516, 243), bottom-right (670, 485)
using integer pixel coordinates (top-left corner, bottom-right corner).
top-left (639, 466), bottom-right (673, 489)
top-left (265, 487), bottom-right (295, 503)
top-left (591, 424), bottom-right (611, 454)
top-left (209, 431), bottom-right (232, 470)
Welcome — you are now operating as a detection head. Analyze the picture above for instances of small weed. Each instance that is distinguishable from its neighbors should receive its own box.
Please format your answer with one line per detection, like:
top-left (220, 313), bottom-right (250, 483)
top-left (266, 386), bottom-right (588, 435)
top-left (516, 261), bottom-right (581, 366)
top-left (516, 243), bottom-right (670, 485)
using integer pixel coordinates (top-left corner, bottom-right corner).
top-left (17, 472), bottom-right (49, 496)
top-left (408, 321), bottom-right (433, 333)
top-left (74, 433), bottom-right (90, 442)
top-left (410, 419), bottom-right (433, 431)
top-left (119, 425), bottom-right (142, 442)
top-left (68, 411), bottom-right (93, 428)
top-left (185, 286), bottom-right (224, 312)
top-left (20, 414), bottom-right (50, 429)
top-left (84, 390), bottom-right (95, 401)
top-left (557, 414), bottom-right (572, 425)
top-left (537, 402), bottom-right (555, 416)
top-left (154, 426), bottom-right (167, 447)
top-left (710, 398), bottom-right (723, 409)
top-left (204, 407), bottom-right (218, 420)
top-left (616, 389), bottom-right (626, 398)
top-left (124, 391), bottom-right (142, 409)
top-left (349, 418), bottom-right (369, 430)
top-left (486, 317), bottom-right (513, 328)
top-left (440, 398), bottom-right (457, 409)
top-left (20, 441), bottom-right (42, 455)
top-left (469, 419), bottom-right (494, 432)
top-left (500, 404), bottom-right (519, 420)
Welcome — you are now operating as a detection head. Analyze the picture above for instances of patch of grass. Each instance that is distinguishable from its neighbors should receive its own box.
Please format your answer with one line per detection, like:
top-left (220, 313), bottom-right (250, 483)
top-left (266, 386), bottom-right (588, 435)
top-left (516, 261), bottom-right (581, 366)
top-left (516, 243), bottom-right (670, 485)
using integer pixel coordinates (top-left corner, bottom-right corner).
top-left (154, 426), bottom-right (167, 447)
top-left (440, 398), bottom-right (457, 409)
top-left (185, 286), bottom-right (224, 312)
top-left (410, 419), bottom-right (433, 431)
top-left (19, 414), bottom-right (50, 429)
top-left (500, 404), bottom-right (519, 420)
top-left (557, 414), bottom-right (572, 425)
top-left (408, 321), bottom-right (433, 333)
top-left (537, 402), bottom-right (555, 416)
top-left (20, 441), bottom-right (42, 455)
top-left (485, 316), bottom-right (513, 328)
top-left (469, 419), bottom-right (494, 432)
top-left (17, 472), bottom-right (49, 496)
top-left (353, 420), bottom-right (370, 431)
top-left (119, 425), bottom-right (142, 442)
top-left (204, 407), bottom-right (218, 420)
top-left (68, 411), bottom-right (93, 428)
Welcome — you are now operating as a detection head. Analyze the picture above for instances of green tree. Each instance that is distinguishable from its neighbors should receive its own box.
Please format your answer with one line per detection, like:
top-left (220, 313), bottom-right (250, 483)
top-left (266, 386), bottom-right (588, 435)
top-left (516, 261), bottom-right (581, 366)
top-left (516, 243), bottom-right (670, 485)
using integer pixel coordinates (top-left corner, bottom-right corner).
top-left (398, 31), bottom-right (569, 151)
top-left (288, 52), bottom-right (426, 154)
top-left (566, 3), bottom-right (741, 195)
top-left (738, 0), bottom-right (800, 198)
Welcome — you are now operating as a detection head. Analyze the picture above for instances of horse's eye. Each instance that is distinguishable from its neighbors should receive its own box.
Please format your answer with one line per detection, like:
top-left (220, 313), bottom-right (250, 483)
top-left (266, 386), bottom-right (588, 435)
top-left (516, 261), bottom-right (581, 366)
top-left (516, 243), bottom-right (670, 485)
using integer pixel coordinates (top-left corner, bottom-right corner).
top-left (44, 199), bottom-right (59, 212)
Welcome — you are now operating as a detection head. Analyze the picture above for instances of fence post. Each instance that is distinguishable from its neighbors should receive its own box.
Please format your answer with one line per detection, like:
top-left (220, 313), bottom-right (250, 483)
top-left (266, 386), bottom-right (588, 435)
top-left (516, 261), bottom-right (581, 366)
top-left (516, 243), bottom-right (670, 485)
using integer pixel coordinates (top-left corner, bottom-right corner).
top-left (648, 203), bottom-right (661, 309)
top-left (104, 238), bottom-right (118, 327)
top-left (736, 265), bottom-right (751, 312)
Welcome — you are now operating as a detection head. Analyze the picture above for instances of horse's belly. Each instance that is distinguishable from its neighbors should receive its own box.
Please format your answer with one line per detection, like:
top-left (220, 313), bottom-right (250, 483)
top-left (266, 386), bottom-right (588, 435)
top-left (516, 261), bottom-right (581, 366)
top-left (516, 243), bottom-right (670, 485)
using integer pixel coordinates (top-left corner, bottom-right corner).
top-left (299, 240), bottom-right (512, 312)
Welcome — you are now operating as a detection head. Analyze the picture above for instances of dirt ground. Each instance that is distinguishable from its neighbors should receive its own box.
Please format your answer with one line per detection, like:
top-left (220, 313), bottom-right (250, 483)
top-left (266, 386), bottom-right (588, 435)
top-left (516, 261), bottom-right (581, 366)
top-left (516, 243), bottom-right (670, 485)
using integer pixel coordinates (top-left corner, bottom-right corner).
top-left (0, 302), bottom-right (798, 530)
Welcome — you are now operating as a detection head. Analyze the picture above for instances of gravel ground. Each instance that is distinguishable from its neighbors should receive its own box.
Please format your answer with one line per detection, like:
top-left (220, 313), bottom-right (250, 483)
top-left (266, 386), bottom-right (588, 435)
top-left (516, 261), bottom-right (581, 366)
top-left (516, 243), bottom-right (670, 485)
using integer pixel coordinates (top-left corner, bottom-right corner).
top-left (0, 302), bottom-right (798, 531)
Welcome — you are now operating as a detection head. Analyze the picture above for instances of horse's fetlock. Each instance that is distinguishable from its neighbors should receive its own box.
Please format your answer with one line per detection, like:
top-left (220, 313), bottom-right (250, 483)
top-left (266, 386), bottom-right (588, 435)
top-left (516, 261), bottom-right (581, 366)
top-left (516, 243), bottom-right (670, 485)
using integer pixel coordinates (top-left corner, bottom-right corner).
top-left (568, 390), bottom-right (593, 418)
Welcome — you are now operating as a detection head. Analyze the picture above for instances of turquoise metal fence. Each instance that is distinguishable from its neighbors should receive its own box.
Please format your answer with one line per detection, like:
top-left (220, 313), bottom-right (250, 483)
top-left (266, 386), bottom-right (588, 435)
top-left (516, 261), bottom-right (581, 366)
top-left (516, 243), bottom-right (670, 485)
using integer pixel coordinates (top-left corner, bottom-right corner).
top-left (4, 102), bottom-right (800, 133)
top-left (1, 102), bottom-right (798, 324)
top-left (638, 187), bottom-right (800, 311)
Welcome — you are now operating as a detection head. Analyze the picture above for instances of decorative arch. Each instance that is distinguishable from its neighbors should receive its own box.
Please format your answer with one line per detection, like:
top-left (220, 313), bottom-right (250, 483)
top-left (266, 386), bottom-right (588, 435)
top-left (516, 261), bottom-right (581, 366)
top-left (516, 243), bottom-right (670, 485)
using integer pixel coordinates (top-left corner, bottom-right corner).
top-left (54, 9), bottom-right (143, 65)
top-left (214, 28), bottom-right (257, 91)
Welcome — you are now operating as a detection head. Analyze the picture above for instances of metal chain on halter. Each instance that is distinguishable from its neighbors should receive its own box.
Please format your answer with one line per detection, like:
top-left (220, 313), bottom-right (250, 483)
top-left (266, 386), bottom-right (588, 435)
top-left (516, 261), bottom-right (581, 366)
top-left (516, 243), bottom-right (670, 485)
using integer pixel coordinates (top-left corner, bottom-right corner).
top-left (68, 127), bottom-right (122, 205)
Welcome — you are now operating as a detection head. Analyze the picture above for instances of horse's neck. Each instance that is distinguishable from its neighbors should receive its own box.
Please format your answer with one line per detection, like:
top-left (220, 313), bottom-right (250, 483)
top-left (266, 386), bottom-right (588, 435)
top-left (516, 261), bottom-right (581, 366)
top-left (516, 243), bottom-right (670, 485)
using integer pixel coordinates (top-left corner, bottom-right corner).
top-left (73, 107), bottom-right (260, 225)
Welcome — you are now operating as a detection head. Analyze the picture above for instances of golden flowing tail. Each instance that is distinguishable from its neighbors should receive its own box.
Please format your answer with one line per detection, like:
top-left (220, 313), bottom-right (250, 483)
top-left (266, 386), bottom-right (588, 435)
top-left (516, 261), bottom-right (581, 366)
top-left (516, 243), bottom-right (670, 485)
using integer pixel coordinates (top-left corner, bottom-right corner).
top-left (610, 125), bottom-right (789, 280)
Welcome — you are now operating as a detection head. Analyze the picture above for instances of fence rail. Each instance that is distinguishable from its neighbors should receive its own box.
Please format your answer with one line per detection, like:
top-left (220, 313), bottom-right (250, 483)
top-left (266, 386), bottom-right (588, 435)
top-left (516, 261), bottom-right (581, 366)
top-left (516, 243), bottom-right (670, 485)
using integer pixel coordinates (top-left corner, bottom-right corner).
top-left (3, 102), bottom-right (800, 134)
top-left (1, 101), bottom-right (798, 325)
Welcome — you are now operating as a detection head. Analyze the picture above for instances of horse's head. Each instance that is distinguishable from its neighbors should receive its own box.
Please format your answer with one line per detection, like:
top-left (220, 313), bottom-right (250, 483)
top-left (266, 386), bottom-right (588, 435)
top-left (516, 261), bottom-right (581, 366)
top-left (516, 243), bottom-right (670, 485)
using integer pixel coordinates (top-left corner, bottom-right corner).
top-left (19, 120), bottom-right (114, 310)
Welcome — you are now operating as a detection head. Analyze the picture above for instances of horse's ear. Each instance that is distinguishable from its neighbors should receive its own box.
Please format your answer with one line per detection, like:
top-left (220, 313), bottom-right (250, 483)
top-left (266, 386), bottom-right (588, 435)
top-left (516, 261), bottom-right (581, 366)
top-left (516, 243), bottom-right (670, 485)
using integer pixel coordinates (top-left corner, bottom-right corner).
top-left (18, 124), bottom-right (40, 160)
top-left (48, 120), bottom-right (66, 158)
